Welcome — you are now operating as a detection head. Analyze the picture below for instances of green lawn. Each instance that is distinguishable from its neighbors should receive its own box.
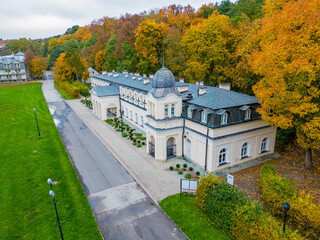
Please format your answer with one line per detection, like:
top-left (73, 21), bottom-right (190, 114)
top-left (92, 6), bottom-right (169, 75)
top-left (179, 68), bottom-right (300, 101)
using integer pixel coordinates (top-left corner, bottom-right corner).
top-left (160, 193), bottom-right (230, 240)
top-left (0, 83), bottom-right (102, 239)
top-left (54, 83), bottom-right (74, 99)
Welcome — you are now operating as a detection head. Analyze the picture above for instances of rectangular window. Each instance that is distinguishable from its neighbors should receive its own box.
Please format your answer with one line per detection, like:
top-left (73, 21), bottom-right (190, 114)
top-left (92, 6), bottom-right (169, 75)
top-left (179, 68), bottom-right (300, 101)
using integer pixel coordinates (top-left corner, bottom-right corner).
top-left (187, 108), bottom-right (192, 118)
top-left (245, 109), bottom-right (251, 120)
top-left (201, 111), bottom-right (207, 123)
top-left (221, 113), bottom-right (228, 125)
top-left (171, 105), bottom-right (175, 116)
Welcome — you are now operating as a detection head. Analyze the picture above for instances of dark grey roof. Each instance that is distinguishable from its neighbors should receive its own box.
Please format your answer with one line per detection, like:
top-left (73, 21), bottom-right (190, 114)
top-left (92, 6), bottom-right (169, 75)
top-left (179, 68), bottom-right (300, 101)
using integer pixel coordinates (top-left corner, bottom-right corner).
top-left (93, 71), bottom-right (259, 109)
top-left (152, 66), bottom-right (175, 88)
top-left (93, 85), bottom-right (119, 97)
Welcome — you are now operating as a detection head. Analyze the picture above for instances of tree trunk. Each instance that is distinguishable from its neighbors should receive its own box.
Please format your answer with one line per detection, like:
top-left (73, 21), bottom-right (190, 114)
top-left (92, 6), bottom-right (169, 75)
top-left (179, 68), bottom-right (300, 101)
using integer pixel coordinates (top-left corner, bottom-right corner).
top-left (306, 148), bottom-right (313, 170)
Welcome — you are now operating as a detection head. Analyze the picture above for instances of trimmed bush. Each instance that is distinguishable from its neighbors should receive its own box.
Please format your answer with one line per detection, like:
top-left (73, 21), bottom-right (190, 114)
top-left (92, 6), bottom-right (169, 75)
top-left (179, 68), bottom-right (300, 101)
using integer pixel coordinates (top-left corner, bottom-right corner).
top-left (185, 173), bottom-right (191, 179)
top-left (116, 129), bottom-right (121, 132)
top-left (176, 164), bottom-right (180, 168)
top-left (196, 174), bottom-right (220, 211)
top-left (205, 181), bottom-right (248, 235)
top-left (196, 171), bottom-right (200, 176)
top-left (133, 142), bottom-right (137, 146)
top-left (140, 137), bottom-right (146, 140)
top-left (135, 133), bottom-right (142, 137)
top-left (122, 132), bottom-right (128, 138)
top-left (142, 142), bottom-right (145, 145)
top-left (137, 144), bottom-right (142, 148)
top-left (178, 171), bottom-right (183, 175)
top-left (183, 163), bottom-right (187, 168)
top-left (189, 167), bottom-right (193, 171)
top-left (169, 166), bottom-right (174, 170)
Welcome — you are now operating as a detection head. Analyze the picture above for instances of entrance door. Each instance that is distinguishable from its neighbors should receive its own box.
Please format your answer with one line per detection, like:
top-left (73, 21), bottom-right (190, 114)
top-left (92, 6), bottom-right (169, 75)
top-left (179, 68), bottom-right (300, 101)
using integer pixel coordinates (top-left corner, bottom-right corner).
top-left (167, 137), bottom-right (176, 158)
top-left (149, 136), bottom-right (155, 157)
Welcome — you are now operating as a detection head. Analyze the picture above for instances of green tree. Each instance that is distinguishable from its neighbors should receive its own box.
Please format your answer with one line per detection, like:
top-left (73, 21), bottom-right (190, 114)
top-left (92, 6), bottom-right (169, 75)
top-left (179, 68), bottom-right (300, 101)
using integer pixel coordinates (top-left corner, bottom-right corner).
top-left (104, 35), bottom-right (119, 72)
top-left (118, 41), bottom-right (137, 73)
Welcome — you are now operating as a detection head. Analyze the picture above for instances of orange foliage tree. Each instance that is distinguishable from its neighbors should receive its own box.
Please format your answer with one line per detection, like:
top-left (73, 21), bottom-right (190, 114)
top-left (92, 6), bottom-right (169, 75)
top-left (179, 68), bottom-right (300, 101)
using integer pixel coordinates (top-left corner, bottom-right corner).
top-left (250, 0), bottom-right (320, 169)
top-left (30, 57), bottom-right (47, 79)
top-left (135, 19), bottom-right (167, 74)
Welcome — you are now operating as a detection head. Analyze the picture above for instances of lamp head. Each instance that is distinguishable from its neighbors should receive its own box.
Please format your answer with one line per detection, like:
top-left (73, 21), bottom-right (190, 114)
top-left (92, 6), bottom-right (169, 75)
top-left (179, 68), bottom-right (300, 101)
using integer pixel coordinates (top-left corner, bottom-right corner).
top-left (47, 178), bottom-right (52, 186)
top-left (283, 202), bottom-right (290, 213)
top-left (49, 190), bottom-right (55, 198)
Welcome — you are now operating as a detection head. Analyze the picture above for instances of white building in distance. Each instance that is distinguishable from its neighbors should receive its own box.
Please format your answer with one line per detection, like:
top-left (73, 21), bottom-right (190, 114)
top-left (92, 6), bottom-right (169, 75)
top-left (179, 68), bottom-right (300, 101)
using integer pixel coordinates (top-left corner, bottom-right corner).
top-left (90, 65), bottom-right (276, 173)
top-left (0, 51), bottom-right (27, 83)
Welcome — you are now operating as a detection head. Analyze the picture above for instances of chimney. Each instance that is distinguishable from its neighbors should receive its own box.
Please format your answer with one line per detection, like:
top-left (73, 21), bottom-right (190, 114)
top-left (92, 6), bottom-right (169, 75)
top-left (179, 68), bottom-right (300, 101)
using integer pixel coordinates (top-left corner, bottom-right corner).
top-left (143, 78), bottom-right (150, 84)
top-left (135, 73), bottom-right (140, 76)
top-left (125, 74), bottom-right (128, 78)
top-left (108, 72), bottom-right (112, 76)
top-left (143, 74), bottom-right (146, 77)
top-left (219, 83), bottom-right (231, 91)
top-left (199, 81), bottom-right (204, 85)
top-left (113, 73), bottom-right (119, 77)
top-left (179, 78), bottom-right (184, 83)
top-left (150, 74), bottom-right (154, 78)
top-left (199, 87), bottom-right (207, 95)
top-left (177, 85), bottom-right (189, 93)
top-left (132, 76), bottom-right (136, 80)
top-left (138, 77), bottom-right (142, 80)
top-left (102, 71), bottom-right (107, 75)
top-left (196, 81), bottom-right (199, 85)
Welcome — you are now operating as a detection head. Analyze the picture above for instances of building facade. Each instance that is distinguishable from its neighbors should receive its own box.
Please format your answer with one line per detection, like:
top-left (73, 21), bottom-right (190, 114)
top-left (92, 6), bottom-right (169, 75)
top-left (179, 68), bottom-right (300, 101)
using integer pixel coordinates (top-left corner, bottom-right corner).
top-left (90, 66), bottom-right (276, 172)
top-left (0, 51), bottom-right (27, 83)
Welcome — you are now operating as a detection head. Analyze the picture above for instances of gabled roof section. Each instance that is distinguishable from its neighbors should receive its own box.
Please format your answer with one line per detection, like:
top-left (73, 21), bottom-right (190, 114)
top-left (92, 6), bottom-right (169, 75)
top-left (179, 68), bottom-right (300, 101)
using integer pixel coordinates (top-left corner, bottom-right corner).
top-left (93, 85), bottom-right (119, 97)
top-left (15, 51), bottom-right (25, 56)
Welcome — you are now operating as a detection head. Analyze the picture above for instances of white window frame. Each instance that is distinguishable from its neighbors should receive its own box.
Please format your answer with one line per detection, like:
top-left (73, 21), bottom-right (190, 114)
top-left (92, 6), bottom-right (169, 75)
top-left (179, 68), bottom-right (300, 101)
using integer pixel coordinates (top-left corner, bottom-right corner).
top-left (135, 113), bottom-right (138, 123)
top-left (240, 142), bottom-right (250, 159)
top-left (165, 105), bottom-right (169, 117)
top-left (171, 104), bottom-right (175, 116)
top-left (260, 137), bottom-right (269, 153)
top-left (218, 148), bottom-right (229, 165)
top-left (245, 108), bottom-right (251, 120)
top-left (201, 111), bottom-right (207, 123)
top-left (221, 112), bottom-right (228, 125)
top-left (141, 116), bottom-right (144, 126)
top-left (125, 108), bottom-right (128, 117)
top-left (130, 110), bottom-right (133, 120)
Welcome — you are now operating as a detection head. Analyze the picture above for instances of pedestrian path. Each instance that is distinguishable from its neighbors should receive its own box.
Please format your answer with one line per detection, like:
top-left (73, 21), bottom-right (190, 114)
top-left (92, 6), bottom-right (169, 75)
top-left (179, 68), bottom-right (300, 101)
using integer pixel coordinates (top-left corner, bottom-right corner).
top-left (66, 99), bottom-right (183, 202)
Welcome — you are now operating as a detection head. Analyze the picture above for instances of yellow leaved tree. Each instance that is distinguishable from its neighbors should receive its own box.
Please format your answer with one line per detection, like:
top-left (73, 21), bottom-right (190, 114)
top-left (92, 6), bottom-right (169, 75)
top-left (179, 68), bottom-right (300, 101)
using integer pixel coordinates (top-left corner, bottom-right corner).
top-left (250, 0), bottom-right (320, 169)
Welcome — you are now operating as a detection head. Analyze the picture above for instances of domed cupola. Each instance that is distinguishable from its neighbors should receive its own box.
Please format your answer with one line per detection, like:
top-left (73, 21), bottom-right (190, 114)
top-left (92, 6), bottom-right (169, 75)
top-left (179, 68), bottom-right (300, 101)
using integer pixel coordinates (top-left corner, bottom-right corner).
top-left (150, 58), bottom-right (179, 98)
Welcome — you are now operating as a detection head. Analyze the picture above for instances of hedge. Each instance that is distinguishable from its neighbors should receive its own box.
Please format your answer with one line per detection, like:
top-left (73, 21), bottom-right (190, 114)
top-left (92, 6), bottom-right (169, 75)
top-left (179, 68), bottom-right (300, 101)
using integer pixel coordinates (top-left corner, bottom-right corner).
top-left (260, 163), bottom-right (320, 239)
top-left (195, 174), bottom-right (220, 211)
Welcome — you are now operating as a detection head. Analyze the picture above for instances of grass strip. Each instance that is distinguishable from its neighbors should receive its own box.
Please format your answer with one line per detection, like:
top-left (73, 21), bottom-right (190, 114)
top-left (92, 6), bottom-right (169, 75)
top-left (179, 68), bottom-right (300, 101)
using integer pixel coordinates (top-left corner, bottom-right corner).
top-left (160, 193), bottom-right (230, 240)
top-left (0, 83), bottom-right (102, 239)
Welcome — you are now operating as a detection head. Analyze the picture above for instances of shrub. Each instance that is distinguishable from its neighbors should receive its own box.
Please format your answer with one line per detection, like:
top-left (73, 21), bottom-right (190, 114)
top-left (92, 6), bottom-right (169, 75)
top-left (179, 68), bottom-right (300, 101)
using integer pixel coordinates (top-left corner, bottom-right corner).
top-left (196, 171), bottom-right (200, 176)
top-left (135, 133), bottom-right (142, 137)
top-left (126, 126), bottom-right (130, 130)
top-left (122, 132), bottom-right (128, 138)
top-left (176, 164), bottom-right (180, 168)
top-left (196, 174), bottom-right (219, 211)
top-left (232, 202), bottom-right (303, 240)
top-left (183, 163), bottom-right (187, 168)
top-left (178, 171), bottom-right (183, 175)
top-left (205, 181), bottom-right (248, 235)
top-left (137, 144), bottom-right (142, 148)
top-left (185, 173), bottom-right (191, 179)
top-left (116, 129), bottom-right (121, 132)
top-left (114, 117), bottom-right (118, 122)
top-left (133, 139), bottom-right (136, 143)
top-left (133, 142), bottom-right (137, 146)
top-left (140, 137), bottom-right (146, 140)
top-left (137, 140), bottom-right (141, 144)
top-left (189, 167), bottom-right (193, 171)
top-left (142, 142), bottom-right (145, 145)
top-left (260, 163), bottom-right (296, 216)
top-left (169, 166), bottom-right (174, 170)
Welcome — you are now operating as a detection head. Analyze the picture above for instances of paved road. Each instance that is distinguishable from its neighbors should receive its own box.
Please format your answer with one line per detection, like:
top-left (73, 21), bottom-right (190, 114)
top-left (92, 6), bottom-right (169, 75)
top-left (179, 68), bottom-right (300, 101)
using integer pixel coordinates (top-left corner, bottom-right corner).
top-left (42, 80), bottom-right (186, 240)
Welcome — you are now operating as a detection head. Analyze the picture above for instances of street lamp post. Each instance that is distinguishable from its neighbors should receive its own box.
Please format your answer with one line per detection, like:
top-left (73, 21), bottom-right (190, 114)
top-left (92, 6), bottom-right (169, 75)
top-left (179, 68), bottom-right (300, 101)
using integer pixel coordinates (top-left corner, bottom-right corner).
top-left (33, 107), bottom-right (41, 138)
top-left (283, 202), bottom-right (291, 232)
top-left (47, 179), bottom-right (64, 240)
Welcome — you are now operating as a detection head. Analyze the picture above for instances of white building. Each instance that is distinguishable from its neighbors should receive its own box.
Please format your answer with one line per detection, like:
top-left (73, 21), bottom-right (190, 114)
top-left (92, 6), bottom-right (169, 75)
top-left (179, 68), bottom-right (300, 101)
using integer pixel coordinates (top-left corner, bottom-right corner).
top-left (84, 67), bottom-right (100, 84)
top-left (0, 51), bottom-right (27, 83)
top-left (90, 65), bottom-right (276, 173)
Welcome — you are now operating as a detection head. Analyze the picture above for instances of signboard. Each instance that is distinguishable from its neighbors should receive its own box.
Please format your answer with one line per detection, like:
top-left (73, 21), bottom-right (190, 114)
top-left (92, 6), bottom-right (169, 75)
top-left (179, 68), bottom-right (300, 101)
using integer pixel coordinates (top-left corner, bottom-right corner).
top-left (227, 174), bottom-right (234, 187)
top-left (180, 179), bottom-right (198, 192)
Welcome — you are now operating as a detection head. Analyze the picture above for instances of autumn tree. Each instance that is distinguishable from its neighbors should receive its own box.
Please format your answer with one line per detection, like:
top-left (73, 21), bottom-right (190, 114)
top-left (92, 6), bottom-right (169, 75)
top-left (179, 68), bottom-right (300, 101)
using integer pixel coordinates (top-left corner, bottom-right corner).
top-left (95, 50), bottom-right (105, 73)
top-left (104, 35), bottom-right (119, 71)
top-left (249, 0), bottom-right (320, 169)
top-left (181, 11), bottom-right (238, 85)
top-left (135, 19), bottom-right (167, 74)
top-left (30, 57), bottom-right (48, 79)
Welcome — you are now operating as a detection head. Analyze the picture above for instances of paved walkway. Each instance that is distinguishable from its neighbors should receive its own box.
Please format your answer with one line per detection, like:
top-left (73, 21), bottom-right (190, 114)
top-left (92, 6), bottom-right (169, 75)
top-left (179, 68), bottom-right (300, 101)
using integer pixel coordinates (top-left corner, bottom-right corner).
top-left (66, 99), bottom-right (183, 202)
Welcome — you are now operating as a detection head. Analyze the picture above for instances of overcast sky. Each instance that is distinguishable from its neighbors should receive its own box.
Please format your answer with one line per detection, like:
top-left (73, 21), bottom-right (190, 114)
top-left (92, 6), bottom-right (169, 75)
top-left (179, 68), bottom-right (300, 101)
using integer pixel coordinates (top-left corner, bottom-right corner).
top-left (0, 0), bottom-right (233, 40)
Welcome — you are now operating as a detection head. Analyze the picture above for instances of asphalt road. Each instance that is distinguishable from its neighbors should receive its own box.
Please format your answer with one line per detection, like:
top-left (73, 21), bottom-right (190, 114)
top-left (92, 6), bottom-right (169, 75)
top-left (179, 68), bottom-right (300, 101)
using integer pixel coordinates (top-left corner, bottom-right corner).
top-left (42, 80), bottom-right (186, 240)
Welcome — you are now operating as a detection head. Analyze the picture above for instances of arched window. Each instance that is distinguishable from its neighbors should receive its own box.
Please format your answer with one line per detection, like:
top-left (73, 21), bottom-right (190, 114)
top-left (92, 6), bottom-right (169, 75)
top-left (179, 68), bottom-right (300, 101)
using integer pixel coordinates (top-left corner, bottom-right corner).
top-left (201, 111), bottom-right (207, 123)
top-left (245, 109), bottom-right (251, 120)
top-left (125, 108), bottom-right (128, 117)
top-left (171, 104), bottom-right (175, 116)
top-left (241, 142), bottom-right (250, 158)
top-left (135, 113), bottom-right (138, 123)
top-left (260, 137), bottom-right (269, 153)
top-left (130, 110), bottom-right (133, 120)
top-left (221, 112), bottom-right (228, 125)
top-left (187, 107), bottom-right (192, 118)
top-left (141, 116), bottom-right (144, 126)
top-left (165, 105), bottom-right (169, 117)
top-left (219, 148), bottom-right (228, 165)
